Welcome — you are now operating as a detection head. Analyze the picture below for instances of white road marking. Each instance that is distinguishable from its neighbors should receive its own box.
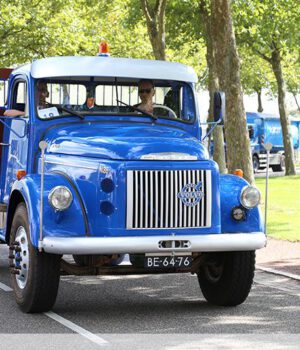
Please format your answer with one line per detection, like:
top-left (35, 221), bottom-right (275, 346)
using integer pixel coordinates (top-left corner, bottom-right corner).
top-left (0, 282), bottom-right (12, 291)
top-left (44, 311), bottom-right (108, 346)
top-left (257, 265), bottom-right (300, 281)
top-left (0, 282), bottom-right (108, 347)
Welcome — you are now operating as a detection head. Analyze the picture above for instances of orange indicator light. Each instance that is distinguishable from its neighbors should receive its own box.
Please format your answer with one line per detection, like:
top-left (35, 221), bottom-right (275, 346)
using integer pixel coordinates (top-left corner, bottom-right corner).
top-left (233, 169), bottom-right (244, 177)
top-left (16, 170), bottom-right (26, 180)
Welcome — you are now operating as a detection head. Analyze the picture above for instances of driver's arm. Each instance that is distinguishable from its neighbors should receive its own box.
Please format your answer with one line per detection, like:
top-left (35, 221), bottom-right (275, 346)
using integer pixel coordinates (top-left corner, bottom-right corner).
top-left (4, 109), bottom-right (26, 117)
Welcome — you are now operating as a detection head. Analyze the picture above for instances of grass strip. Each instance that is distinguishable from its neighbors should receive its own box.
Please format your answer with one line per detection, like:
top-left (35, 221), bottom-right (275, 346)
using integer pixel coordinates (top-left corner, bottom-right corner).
top-left (255, 175), bottom-right (300, 242)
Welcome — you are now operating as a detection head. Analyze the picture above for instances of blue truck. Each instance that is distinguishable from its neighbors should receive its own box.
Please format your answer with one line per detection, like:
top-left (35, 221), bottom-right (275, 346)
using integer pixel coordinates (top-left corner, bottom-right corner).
top-left (0, 54), bottom-right (265, 313)
top-left (247, 112), bottom-right (300, 172)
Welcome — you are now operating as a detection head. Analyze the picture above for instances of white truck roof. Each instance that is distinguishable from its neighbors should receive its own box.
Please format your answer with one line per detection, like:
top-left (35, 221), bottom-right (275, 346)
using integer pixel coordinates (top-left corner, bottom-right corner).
top-left (14, 56), bottom-right (198, 83)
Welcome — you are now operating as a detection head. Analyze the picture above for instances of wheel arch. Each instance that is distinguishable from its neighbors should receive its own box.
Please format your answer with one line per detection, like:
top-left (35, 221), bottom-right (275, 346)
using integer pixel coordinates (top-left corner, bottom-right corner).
top-left (6, 173), bottom-right (88, 248)
top-left (5, 190), bottom-right (27, 243)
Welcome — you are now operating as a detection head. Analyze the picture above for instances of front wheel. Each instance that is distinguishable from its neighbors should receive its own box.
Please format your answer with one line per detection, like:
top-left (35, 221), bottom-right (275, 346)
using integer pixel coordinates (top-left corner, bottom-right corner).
top-left (271, 156), bottom-right (285, 172)
top-left (252, 155), bottom-right (260, 173)
top-left (197, 251), bottom-right (255, 306)
top-left (9, 203), bottom-right (61, 313)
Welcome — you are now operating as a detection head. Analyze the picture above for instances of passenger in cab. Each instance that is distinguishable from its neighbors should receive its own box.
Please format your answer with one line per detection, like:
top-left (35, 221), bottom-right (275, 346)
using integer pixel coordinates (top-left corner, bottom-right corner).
top-left (4, 81), bottom-right (49, 117)
top-left (36, 81), bottom-right (49, 110)
top-left (80, 91), bottom-right (97, 111)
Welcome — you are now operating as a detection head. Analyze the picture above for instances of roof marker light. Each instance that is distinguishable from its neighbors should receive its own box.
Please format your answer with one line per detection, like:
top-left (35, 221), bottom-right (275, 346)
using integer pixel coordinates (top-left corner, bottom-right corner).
top-left (98, 40), bottom-right (110, 57)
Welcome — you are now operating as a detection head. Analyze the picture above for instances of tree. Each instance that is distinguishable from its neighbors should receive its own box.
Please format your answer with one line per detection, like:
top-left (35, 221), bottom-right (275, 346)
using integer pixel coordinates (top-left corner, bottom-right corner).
top-left (139, 0), bottom-right (167, 60)
top-left (239, 49), bottom-right (275, 112)
top-left (285, 56), bottom-right (300, 113)
top-left (234, 0), bottom-right (299, 175)
top-left (199, 0), bottom-right (226, 173)
top-left (210, 0), bottom-right (254, 184)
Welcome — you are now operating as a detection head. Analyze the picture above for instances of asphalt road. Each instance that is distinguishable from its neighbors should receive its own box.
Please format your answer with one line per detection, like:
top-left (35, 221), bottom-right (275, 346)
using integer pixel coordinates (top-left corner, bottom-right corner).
top-left (0, 245), bottom-right (299, 350)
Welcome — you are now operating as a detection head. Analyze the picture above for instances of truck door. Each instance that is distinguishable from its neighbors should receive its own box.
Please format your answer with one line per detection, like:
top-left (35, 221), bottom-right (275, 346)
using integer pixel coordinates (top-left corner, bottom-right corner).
top-left (0, 76), bottom-right (29, 204)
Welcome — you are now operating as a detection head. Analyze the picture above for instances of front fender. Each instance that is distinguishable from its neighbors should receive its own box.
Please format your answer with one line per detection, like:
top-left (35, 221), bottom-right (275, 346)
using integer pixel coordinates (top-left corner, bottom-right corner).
top-left (220, 174), bottom-right (263, 233)
top-left (9, 174), bottom-right (87, 248)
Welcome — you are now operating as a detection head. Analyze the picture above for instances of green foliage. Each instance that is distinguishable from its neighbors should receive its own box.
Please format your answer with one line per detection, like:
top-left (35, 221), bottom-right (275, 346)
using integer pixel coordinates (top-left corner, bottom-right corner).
top-left (234, 0), bottom-right (300, 55)
top-left (239, 47), bottom-right (275, 96)
top-left (0, 0), bottom-right (207, 83)
top-left (233, 0), bottom-right (300, 92)
top-left (0, 0), bottom-right (154, 66)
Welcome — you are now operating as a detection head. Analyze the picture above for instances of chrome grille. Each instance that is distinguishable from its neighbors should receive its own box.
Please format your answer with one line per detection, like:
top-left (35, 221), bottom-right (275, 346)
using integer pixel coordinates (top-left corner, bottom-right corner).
top-left (126, 170), bottom-right (211, 229)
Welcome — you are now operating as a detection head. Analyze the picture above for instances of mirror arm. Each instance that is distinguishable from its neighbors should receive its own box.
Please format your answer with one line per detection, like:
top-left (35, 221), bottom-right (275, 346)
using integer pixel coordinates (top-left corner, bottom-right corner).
top-left (201, 119), bottom-right (222, 142)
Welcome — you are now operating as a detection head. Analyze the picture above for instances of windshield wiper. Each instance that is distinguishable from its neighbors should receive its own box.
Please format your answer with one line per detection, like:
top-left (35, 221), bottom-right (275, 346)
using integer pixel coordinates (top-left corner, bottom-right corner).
top-left (48, 103), bottom-right (85, 120)
top-left (116, 100), bottom-right (157, 121)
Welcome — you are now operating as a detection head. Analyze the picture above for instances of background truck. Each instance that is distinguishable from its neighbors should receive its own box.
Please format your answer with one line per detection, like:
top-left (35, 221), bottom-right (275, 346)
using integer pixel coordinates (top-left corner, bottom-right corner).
top-left (247, 112), bottom-right (300, 172)
top-left (0, 55), bottom-right (264, 313)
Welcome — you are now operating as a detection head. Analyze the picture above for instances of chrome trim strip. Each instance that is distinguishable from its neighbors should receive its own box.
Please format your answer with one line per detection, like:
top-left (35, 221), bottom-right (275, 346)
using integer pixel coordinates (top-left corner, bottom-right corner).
top-left (134, 170), bottom-right (138, 228)
top-left (43, 233), bottom-right (266, 254)
top-left (139, 171), bottom-right (144, 228)
top-left (170, 170), bottom-right (174, 228)
top-left (45, 160), bottom-right (98, 171)
top-left (150, 171), bottom-right (154, 228)
top-left (155, 170), bottom-right (159, 228)
top-left (145, 171), bottom-right (148, 228)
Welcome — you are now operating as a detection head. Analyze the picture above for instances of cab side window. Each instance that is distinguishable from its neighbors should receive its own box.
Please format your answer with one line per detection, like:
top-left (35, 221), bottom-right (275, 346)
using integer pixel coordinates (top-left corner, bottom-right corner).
top-left (12, 81), bottom-right (27, 116)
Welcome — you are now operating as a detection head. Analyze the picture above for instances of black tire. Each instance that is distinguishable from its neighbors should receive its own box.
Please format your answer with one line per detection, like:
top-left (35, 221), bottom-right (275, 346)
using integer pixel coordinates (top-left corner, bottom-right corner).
top-left (9, 203), bottom-right (61, 313)
top-left (252, 155), bottom-right (259, 173)
top-left (197, 251), bottom-right (255, 306)
top-left (271, 156), bottom-right (285, 172)
top-left (129, 254), bottom-right (145, 267)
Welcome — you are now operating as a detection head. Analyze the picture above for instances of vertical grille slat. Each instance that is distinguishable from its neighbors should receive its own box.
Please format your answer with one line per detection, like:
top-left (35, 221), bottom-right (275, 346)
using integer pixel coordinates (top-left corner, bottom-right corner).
top-left (127, 169), bottom-right (212, 229)
top-left (154, 171), bottom-right (159, 228)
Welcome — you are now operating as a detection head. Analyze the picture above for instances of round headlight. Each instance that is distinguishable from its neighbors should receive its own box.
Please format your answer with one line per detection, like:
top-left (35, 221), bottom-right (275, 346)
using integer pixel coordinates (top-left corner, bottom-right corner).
top-left (48, 186), bottom-right (73, 211)
top-left (240, 186), bottom-right (261, 209)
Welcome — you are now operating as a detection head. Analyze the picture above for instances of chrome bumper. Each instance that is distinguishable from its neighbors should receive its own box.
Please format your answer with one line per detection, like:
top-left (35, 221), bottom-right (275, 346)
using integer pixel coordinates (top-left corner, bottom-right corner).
top-left (42, 232), bottom-right (266, 255)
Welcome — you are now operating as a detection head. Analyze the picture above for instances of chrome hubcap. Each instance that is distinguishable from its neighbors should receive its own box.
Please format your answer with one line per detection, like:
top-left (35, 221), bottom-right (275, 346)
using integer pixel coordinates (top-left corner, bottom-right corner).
top-left (14, 226), bottom-right (29, 289)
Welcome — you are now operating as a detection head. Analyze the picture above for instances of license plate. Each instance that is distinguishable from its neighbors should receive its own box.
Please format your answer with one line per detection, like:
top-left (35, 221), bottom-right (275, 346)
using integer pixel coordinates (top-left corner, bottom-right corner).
top-left (145, 255), bottom-right (192, 268)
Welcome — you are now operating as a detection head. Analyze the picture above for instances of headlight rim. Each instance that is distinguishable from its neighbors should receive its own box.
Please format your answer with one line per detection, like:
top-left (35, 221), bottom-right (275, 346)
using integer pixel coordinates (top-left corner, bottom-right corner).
top-left (48, 186), bottom-right (73, 211)
top-left (240, 185), bottom-right (261, 209)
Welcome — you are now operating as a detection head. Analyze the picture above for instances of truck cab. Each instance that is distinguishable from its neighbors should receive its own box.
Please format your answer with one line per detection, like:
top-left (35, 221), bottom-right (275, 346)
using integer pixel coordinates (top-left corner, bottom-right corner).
top-left (0, 56), bottom-right (265, 313)
top-left (247, 112), bottom-right (299, 172)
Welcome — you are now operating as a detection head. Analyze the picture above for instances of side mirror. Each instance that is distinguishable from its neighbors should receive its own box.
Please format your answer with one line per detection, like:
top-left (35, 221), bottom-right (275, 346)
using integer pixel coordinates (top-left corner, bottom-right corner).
top-left (213, 91), bottom-right (225, 122)
top-left (248, 125), bottom-right (254, 139)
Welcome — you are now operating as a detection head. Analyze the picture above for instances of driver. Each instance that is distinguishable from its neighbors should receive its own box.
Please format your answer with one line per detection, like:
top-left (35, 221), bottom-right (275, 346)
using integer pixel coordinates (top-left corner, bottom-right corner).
top-left (135, 79), bottom-right (155, 114)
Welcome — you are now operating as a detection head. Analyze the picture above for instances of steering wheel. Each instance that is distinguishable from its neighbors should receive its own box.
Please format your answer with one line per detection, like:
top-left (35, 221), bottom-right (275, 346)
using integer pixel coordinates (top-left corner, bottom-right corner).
top-left (153, 104), bottom-right (177, 119)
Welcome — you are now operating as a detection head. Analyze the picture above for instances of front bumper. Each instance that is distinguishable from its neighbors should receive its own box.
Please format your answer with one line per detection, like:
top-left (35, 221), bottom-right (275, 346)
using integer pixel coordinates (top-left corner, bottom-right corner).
top-left (42, 232), bottom-right (266, 254)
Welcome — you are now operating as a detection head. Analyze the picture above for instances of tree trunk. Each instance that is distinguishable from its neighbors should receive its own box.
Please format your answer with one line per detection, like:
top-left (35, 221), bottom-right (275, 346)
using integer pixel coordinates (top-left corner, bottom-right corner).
top-left (257, 89), bottom-right (263, 112)
top-left (211, 0), bottom-right (254, 184)
top-left (271, 49), bottom-right (296, 175)
top-left (140, 0), bottom-right (167, 60)
top-left (199, 0), bottom-right (227, 173)
top-left (293, 93), bottom-right (300, 112)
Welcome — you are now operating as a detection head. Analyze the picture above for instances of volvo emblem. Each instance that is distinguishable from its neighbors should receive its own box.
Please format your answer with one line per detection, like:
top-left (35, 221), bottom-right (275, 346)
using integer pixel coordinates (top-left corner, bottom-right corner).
top-left (177, 181), bottom-right (204, 207)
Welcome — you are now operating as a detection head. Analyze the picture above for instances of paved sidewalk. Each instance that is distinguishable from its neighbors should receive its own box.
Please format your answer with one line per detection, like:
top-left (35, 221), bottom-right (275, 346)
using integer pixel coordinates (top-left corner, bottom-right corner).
top-left (256, 237), bottom-right (300, 276)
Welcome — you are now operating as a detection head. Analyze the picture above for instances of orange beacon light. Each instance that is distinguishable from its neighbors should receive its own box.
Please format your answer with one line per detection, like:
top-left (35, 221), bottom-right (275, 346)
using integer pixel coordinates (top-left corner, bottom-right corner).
top-left (98, 40), bottom-right (110, 56)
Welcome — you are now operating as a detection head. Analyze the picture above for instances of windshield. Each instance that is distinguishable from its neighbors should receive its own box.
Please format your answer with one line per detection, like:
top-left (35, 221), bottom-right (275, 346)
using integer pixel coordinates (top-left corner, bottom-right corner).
top-left (35, 78), bottom-right (196, 123)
